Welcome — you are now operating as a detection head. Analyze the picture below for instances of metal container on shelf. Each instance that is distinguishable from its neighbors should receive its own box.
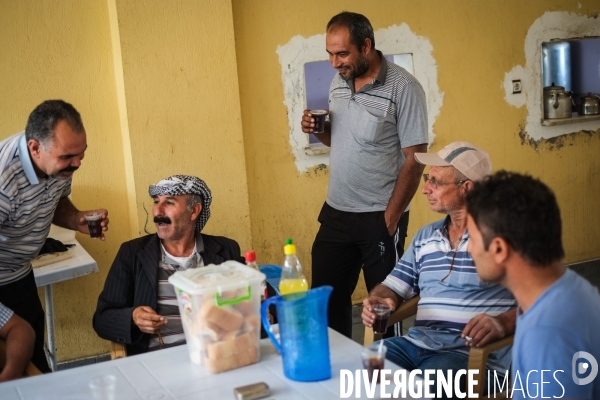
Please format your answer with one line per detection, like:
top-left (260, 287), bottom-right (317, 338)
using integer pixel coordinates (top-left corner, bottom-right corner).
top-left (543, 84), bottom-right (573, 119)
top-left (542, 41), bottom-right (572, 93)
top-left (578, 93), bottom-right (600, 115)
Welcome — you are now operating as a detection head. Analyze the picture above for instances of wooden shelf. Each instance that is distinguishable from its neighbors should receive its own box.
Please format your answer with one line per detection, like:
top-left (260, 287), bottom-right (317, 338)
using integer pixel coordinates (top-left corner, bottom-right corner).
top-left (542, 114), bottom-right (600, 126)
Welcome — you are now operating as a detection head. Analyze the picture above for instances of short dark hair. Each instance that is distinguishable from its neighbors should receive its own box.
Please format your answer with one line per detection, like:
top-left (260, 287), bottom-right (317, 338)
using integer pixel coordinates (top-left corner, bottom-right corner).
top-left (326, 11), bottom-right (375, 50)
top-left (466, 170), bottom-right (564, 267)
top-left (25, 100), bottom-right (85, 148)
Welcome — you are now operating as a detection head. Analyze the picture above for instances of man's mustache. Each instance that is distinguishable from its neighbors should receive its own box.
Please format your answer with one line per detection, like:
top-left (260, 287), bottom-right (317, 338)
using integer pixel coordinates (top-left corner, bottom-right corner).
top-left (154, 216), bottom-right (171, 224)
top-left (60, 166), bottom-right (79, 173)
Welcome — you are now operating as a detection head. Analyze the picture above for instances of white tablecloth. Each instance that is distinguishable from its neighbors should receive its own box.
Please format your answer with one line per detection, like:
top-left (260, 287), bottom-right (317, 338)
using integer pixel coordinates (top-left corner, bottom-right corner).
top-left (0, 328), bottom-right (416, 399)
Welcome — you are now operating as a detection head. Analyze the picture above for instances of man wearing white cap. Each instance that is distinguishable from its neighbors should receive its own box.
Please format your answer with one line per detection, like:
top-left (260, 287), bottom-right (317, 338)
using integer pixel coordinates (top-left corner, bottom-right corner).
top-left (93, 175), bottom-right (244, 355)
top-left (361, 142), bottom-right (516, 396)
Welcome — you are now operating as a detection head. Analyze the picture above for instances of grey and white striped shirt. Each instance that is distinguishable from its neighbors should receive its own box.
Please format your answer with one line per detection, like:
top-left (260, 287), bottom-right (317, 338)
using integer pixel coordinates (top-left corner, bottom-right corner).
top-left (327, 53), bottom-right (428, 212)
top-left (0, 133), bottom-right (71, 285)
top-left (149, 234), bottom-right (205, 350)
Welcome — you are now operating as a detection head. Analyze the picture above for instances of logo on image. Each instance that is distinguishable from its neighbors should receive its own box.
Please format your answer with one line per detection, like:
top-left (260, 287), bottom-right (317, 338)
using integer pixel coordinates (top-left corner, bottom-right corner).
top-left (572, 351), bottom-right (598, 386)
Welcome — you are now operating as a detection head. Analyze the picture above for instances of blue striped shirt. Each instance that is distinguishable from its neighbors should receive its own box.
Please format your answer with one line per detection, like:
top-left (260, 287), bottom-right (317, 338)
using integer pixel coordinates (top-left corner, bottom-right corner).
top-left (0, 133), bottom-right (71, 285)
top-left (383, 216), bottom-right (516, 371)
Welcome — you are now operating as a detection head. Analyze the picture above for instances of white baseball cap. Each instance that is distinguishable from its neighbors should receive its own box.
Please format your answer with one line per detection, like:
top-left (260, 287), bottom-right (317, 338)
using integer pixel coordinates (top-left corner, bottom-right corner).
top-left (414, 141), bottom-right (492, 181)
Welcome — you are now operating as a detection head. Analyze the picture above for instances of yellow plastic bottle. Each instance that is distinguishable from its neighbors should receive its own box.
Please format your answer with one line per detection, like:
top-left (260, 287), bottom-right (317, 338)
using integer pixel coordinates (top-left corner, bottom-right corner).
top-left (279, 238), bottom-right (309, 295)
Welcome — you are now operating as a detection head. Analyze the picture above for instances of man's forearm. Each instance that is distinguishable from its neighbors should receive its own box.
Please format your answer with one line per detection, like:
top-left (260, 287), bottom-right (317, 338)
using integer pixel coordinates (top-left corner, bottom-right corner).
top-left (385, 144), bottom-right (428, 224)
top-left (52, 197), bottom-right (81, 231)
top-left (370, 283), bottom-right (404, 310)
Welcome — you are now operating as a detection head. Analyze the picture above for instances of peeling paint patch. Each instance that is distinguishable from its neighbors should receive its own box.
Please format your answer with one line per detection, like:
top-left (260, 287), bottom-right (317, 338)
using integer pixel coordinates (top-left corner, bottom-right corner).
top-left (503, 11), bottom-right (600, 143)
top-left (519, 123), bottom-right (599, 152)
top-left (277, 24), bottom-right (441, 173)
top-left (304, 163), bottom-right (329, 177)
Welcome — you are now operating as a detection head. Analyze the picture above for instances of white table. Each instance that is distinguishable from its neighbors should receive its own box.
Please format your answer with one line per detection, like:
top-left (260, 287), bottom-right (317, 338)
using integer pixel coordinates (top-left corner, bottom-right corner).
top-left (32, 229), bottom-right (98, 372)
top-left (0, 329), bottom-right (418, 399)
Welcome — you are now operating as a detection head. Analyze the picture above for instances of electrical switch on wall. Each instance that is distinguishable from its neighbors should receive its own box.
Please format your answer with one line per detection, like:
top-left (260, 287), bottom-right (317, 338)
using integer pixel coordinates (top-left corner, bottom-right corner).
top-left (512, 80), bottom-right (522, 94)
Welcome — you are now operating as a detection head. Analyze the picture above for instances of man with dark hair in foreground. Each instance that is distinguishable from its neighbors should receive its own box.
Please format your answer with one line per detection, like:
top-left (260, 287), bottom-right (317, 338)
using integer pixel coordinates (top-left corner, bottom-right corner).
top-left (466, 171), bottom-right (600, 399)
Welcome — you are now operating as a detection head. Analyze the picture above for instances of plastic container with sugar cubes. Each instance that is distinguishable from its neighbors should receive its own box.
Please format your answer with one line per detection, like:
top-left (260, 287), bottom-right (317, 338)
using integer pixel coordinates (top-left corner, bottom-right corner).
top-left (168, 261), bottom-right (265, 373)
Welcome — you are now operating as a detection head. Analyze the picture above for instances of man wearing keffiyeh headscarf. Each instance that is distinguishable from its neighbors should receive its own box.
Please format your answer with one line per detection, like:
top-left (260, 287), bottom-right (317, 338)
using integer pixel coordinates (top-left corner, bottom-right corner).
top-left (93, 175), bottom-right (244, 356)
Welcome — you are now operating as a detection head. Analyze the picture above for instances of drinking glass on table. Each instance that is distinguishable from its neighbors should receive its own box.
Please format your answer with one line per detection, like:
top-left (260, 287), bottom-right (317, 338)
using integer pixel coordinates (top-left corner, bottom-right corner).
top-left (361, 343), bottom-right (387, 383)
top-left (89, 374), bottom-right (116, 400)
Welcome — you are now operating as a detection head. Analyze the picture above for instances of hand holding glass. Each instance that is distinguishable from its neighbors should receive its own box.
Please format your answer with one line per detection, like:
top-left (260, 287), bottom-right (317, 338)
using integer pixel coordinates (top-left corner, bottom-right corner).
top-left (84, 211), bottom-right (103, 239)
top-left (310, 110), bottom-right (327, 133)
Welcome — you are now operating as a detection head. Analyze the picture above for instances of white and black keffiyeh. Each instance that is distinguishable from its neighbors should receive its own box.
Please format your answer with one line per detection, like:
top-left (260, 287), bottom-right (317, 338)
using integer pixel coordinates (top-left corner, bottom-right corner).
top-left (148, 175), bottom-right (212, 232)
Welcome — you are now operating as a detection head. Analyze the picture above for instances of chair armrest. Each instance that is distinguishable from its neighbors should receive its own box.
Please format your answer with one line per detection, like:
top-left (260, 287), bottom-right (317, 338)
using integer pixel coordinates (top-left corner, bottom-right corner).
top-left (468, 335), bottom-right (514, 398)
top-left (363, 295), bottom-right (420, 346)
top-left (24, 362), bottom-right (42, 376)
top-left (110, 342), bottom-right (127, 360)
top-left (388, 295), bottom-right (420, 326)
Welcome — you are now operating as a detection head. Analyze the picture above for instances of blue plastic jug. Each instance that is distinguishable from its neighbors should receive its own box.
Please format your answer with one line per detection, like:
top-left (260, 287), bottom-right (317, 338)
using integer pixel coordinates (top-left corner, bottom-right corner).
top-left (261, 286), bottom-right (332, 381)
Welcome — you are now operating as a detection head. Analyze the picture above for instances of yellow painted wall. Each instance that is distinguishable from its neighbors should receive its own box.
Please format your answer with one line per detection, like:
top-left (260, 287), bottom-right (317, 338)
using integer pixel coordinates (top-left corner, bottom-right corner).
top-left (115, 0), bottom-right (252, 247)
top-left (0, 0), bottom-right (250, 362)
top-left (232, 0), bottom-right (600, 303)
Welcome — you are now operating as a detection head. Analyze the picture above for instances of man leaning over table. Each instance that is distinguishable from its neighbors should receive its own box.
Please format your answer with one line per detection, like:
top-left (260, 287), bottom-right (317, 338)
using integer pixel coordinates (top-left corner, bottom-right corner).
top-left (361, 142), bottom-right (516, 398)
top-left (0, 301), bottom-right (35, 382)
top-left (301, 11), bottom-right (428, 338)
top-left (93, 175), bottom-right (244, 355)
top-left (0, 100), bottom-right (109, 373)
top-left (466, 171), bottom-right (600, 399)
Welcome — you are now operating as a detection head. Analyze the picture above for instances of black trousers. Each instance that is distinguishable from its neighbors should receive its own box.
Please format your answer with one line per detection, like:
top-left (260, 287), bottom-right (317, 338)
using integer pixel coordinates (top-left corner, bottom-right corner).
top-left (0, 270), bottom-right (51, 373)
top-left (311, 202), bottom-right (409, 338)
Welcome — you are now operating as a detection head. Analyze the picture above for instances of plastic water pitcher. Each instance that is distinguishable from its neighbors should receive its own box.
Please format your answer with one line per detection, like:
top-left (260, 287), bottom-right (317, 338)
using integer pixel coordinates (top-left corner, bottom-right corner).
top-left (261, 286), bottom-right (332, 381)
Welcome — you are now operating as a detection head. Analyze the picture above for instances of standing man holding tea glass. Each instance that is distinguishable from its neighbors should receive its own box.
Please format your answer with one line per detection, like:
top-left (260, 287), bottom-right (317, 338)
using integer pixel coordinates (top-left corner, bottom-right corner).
top-left (0, 100), bottom-right (109, 372)
top-left (301, 11), bottom-right (428, 338)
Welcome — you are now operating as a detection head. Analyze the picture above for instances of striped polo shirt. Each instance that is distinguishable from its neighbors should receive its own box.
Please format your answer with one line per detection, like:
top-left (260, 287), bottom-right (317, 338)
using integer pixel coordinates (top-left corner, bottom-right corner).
top-left (0, 301), bottom-right (14, 329)
top-left (382, 216), bottom-right (516, 371)
top-left (0, 132), bottom-right (72, 285)
top-left (327, 51), bottom-right (428, 213)
top-left (149, 234), bottom-right (205, 350)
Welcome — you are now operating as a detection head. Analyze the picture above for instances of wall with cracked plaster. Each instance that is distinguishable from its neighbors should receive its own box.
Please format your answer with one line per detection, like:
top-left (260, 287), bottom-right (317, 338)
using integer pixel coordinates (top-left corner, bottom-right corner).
top-left (232, 1), bottom-right (600, 305)
top-left (503, 11), bottom-right (600, 141)
top-left (278, 24), bottom-right (441, 172)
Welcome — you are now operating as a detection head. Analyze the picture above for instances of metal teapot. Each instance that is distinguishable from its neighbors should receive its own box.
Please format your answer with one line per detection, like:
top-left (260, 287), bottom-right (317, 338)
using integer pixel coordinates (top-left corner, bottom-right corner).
top-left (578, 93), bottom-right (600, 116)
top-left (543, 84), bottom-right (573, 119)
